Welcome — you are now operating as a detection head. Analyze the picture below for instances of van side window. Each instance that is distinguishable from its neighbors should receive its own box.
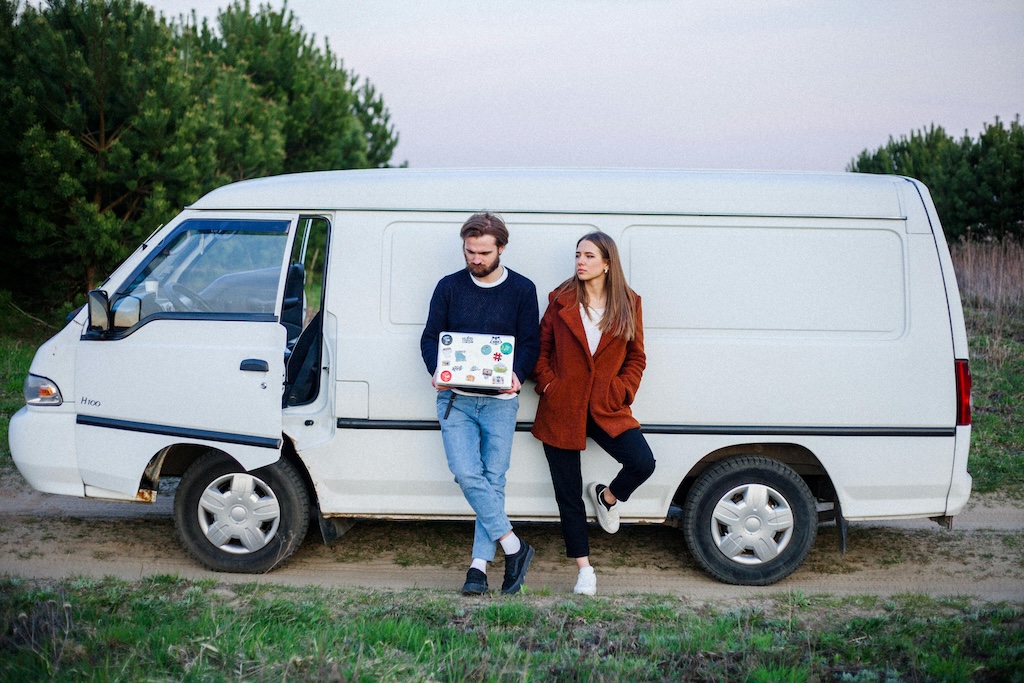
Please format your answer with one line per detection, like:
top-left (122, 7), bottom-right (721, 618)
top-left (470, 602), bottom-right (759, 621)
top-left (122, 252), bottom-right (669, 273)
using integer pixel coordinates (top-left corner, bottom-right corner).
top-left (283, 216), bottom-right (330, 406)
top-left (114, 219), bottom-right (290, 323)
top-left (283, 216), bottom-right (329, 345)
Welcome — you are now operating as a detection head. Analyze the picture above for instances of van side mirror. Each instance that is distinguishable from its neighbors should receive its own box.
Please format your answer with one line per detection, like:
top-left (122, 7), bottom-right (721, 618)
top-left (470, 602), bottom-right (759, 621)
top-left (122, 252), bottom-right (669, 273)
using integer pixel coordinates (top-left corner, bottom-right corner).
top-left (87, 290), bottom-right (111, 333)
top-left (112, 296), bottom-right (141, 328)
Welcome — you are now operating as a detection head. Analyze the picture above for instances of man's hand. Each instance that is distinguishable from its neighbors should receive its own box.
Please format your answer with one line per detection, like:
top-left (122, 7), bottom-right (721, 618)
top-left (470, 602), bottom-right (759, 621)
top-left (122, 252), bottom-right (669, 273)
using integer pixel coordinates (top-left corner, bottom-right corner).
top-left (502, 374), bottom-right (523, 394)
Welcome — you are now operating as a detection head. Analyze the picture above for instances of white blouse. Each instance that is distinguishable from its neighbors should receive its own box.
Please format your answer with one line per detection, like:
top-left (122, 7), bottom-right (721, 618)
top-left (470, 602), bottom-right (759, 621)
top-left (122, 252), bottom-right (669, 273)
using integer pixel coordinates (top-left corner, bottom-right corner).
top-left (580, 304), bottom-right (604, 355)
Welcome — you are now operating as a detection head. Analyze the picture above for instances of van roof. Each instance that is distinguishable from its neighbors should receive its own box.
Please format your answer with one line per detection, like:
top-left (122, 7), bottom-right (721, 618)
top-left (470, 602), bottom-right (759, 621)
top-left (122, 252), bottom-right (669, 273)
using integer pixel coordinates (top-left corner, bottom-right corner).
top-left (189, 168), bottom-right (909, 219)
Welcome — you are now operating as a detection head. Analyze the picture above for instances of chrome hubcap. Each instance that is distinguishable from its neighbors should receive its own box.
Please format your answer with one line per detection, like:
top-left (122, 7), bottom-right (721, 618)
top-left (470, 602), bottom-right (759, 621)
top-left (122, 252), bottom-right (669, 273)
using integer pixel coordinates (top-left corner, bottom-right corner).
top-left (710, 483), bottom-right (795, 565)
top-left (197, 472), bottom-right (281, 554)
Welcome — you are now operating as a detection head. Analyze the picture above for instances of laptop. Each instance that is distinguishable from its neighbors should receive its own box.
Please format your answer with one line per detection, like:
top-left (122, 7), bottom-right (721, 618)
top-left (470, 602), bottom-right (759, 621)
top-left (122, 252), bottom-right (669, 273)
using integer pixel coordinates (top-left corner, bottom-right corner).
top-left (436, 331), bottom-right (516, 391)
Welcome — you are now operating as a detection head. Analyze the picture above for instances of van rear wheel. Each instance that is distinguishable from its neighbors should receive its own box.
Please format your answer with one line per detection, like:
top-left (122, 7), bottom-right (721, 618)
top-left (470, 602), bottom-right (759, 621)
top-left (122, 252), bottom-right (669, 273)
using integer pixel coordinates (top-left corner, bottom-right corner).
top-left (683, 456), bottom-right (816, 586)
top-left (174, 452), bottom-right (309, 573)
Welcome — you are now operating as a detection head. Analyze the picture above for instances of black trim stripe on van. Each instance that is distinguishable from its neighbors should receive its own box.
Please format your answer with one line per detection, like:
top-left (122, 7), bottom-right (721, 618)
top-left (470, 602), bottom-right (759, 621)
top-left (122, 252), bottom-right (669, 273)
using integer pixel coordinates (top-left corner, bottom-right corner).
top-left (335, 418), bottom-right (955, 438)
top-left (76, 415), bottom-right (282, 449)
top-left (82, 313), bottom-right (279, 342)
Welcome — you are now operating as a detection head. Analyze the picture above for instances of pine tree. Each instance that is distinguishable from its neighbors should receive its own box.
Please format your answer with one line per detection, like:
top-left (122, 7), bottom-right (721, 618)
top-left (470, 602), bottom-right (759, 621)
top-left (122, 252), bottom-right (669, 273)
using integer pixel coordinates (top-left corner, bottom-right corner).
top-left (0, 0), bottom-right (399, 309)
top-left (849, 118), bottom-right (1024, 241)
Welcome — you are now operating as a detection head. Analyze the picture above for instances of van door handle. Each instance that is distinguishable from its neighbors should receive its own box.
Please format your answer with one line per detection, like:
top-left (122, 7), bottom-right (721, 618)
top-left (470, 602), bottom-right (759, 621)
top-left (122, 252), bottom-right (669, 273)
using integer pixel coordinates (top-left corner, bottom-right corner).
top-left (240, 359), bottom-right (270, 372)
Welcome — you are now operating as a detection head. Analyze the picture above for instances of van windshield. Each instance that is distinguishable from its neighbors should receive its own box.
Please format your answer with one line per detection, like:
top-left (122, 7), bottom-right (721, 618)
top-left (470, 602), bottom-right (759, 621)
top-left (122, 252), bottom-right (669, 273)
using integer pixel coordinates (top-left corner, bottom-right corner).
top-left (117, 219), bottom-right (290, 318)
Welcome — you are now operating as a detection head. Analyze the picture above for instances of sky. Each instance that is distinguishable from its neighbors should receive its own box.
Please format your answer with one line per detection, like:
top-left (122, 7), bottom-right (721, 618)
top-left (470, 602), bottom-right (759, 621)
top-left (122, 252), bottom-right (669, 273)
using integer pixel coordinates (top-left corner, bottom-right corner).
top-left (144, 0), bottom-right (1024, 173)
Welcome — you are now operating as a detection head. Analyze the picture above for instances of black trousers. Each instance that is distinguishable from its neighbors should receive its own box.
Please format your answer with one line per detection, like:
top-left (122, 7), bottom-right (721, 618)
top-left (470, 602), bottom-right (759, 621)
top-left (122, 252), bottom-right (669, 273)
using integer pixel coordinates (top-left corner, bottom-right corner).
top-left (542, 417), bottom-right (656, 558)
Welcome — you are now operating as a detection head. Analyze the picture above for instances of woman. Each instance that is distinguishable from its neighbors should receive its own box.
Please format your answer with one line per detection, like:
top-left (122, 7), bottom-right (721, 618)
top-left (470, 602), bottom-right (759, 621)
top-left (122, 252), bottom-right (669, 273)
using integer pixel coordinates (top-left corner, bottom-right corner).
top-left (531, 232), bottom-right (656, 596)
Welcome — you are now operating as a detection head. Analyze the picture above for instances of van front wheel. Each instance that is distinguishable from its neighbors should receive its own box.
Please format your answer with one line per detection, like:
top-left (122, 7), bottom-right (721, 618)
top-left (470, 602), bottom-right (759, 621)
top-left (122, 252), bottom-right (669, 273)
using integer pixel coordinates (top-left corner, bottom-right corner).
top-left (174, 452), bottom-right (310, 573)
top-left (683, 456), bottom-right (816, 586)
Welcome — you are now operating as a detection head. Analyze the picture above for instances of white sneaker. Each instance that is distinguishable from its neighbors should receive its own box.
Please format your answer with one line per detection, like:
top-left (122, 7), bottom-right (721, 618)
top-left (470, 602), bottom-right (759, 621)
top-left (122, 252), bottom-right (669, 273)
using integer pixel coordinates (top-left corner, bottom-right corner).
top-left (574, 566), bottom-right (596, 595)
top-left (589, 482), bottom-right (620, 534)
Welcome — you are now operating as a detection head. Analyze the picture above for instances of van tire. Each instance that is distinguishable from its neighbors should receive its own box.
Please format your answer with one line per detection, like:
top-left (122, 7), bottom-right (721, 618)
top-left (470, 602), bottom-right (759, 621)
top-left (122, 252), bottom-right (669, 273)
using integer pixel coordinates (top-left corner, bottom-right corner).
top-left (683, 456), bottom-right (816, 586)
top-left (174, 452), bottom-right (310, 573)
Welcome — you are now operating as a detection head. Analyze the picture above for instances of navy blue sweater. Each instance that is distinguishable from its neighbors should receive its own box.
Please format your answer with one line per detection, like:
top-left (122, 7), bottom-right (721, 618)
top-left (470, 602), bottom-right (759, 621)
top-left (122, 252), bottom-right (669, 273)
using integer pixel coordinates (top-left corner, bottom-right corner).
top-left (420, 268), bottom-right (540, 385)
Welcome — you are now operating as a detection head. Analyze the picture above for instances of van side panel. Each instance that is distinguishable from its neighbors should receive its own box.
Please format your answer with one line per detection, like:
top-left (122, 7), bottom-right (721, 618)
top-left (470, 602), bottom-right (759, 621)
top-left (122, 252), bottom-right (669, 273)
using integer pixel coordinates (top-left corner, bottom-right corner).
top-left (817, 437), bottom-right (956, 518)
top-left (308, 212), bottom-right (578, 519)
top-left (309, 206), bottom-right (961, 522)
top-left (301, 429), bottom-right (680, 522)
top-left (628, 218), bottom-right (955, 428)
top-left (626, 218), bottom-right (958, 518)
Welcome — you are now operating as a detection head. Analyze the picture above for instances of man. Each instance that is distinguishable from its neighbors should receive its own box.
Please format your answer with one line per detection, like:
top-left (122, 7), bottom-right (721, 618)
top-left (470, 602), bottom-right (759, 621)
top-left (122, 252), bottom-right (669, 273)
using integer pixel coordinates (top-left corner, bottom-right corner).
top-left (420, 212), bottom-right (540, 595)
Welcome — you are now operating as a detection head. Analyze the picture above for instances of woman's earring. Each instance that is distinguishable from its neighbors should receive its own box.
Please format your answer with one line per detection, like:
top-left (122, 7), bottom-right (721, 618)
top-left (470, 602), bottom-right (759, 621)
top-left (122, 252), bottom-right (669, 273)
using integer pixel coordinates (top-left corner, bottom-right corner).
top-left (604, 268), bottom-right (609, 274)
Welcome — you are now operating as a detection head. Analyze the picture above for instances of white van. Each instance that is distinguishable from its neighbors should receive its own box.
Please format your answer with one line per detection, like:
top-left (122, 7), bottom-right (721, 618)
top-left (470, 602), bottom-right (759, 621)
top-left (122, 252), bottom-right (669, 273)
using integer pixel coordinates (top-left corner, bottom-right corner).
top-left (9, 168), bottom-right (972, 586)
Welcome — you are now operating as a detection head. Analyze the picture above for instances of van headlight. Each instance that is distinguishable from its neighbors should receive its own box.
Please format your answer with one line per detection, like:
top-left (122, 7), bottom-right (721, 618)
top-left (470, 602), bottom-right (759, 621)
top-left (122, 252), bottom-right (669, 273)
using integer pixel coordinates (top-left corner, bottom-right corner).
top-left (24, 374), bottom-right (63, 406)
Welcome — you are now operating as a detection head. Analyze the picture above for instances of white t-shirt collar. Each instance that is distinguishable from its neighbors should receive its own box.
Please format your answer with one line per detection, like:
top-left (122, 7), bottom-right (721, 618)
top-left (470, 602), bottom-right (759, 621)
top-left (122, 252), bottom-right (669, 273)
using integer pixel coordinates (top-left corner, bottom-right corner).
top-left (471, 266), bottom-right (508, 288)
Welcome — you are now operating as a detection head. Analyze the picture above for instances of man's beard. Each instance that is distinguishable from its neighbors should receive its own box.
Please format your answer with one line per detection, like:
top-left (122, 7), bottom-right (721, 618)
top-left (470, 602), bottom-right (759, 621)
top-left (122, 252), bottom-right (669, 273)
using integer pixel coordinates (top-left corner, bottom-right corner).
top-left (467, 257), bottom-right (500, 278)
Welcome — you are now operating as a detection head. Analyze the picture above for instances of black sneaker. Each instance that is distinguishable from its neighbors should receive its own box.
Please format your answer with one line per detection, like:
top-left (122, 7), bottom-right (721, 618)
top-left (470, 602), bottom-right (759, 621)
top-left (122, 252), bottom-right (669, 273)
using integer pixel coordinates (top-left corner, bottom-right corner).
top-left (501, 542), bottom-right (535, 595)
top-left (462, 568), bottom-right (489, 595)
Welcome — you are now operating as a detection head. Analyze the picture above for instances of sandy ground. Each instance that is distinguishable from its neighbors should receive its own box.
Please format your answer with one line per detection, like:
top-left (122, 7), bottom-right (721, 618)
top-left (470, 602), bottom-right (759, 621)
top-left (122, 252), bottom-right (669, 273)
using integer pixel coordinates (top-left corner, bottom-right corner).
top-left (1, 477), bottom-right (1022, 602)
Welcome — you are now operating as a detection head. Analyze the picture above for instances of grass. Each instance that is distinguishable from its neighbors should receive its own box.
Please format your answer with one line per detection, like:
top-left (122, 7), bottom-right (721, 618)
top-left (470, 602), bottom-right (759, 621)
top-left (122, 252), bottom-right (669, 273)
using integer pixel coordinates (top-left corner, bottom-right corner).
top-left (951, 239), bottom-right (1024, 497)
top-left (0, 576), bottom-right (1022, 682)
top-left (952, 239), bottom-right (1024, 319)
top-left (968, 336), bottom-right (1024, 495)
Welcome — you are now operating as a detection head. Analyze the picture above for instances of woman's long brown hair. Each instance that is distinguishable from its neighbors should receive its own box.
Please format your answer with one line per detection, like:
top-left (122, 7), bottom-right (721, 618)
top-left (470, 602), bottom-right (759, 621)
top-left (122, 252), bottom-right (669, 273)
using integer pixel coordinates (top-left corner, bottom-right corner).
top-left (555, 231), bottom-right (638, 341)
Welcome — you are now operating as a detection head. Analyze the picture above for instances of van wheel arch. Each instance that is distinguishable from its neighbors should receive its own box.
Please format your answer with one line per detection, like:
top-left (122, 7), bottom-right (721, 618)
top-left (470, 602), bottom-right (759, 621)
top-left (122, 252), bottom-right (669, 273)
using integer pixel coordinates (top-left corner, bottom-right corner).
top-left (144, 440), bottom-right (317, 501)
top-left (672, 443), bottom-right (830, 508)
top-left (145, 443), bottom-right (212, 481)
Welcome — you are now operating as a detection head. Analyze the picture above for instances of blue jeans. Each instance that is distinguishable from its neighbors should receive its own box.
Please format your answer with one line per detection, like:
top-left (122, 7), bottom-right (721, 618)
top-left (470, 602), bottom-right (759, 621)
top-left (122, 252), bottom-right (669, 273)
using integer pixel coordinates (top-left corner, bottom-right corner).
top-left (436, 390), bottom-right (519, 562)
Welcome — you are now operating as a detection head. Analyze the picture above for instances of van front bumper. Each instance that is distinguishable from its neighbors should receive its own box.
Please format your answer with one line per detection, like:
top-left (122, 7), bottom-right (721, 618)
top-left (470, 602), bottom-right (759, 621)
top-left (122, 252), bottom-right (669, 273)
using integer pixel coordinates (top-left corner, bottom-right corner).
top-left (9, 406), bottom-right (84, 497)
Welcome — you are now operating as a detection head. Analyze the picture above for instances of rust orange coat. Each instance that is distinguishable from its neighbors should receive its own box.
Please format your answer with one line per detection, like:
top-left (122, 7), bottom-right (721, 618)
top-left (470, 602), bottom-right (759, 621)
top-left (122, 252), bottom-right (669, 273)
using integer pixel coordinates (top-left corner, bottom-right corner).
top-left (531, 288), bottom-right (646, 450)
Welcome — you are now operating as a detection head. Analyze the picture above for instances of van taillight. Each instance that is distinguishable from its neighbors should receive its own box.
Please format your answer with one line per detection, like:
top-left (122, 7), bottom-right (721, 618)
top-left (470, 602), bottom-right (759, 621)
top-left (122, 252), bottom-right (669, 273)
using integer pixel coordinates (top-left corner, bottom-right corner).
top-left (955, 360), bottom-right (972, 426)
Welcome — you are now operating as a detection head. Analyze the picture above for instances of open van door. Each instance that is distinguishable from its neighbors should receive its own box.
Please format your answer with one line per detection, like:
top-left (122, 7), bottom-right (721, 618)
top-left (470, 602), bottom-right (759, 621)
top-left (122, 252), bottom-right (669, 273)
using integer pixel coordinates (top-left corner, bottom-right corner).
top-left (73, 214), bottom-right (297, 499)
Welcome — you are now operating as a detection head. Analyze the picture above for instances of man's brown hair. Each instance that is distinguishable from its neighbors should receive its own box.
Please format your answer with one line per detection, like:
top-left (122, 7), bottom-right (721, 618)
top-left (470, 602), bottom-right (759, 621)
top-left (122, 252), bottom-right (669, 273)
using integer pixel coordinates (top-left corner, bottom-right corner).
top-left (460, 212), bottom-right (509, 247)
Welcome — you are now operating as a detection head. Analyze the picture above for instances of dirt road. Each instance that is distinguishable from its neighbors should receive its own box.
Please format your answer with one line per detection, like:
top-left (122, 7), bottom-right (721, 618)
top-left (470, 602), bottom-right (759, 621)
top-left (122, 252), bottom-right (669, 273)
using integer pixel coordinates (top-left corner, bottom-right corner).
top-left (1, 477), bottom-right (1021, 601)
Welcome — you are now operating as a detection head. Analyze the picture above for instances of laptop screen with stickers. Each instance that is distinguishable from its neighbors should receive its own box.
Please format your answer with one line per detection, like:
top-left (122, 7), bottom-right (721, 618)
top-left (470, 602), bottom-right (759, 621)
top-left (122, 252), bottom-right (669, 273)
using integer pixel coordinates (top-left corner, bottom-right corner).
top-left (436, 332), bottom-right (516, 391)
